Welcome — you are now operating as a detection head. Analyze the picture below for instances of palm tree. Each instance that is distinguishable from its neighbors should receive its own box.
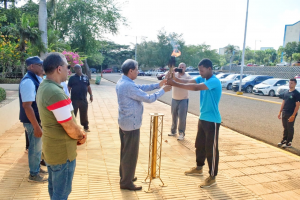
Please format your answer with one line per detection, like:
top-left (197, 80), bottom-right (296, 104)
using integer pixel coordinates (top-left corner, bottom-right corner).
top-left (38, 0), bottom-right (47, 58)
top-left (5, 14), bottom-right (44, 75)
top-left (225, 44), bottom-right (238, 55)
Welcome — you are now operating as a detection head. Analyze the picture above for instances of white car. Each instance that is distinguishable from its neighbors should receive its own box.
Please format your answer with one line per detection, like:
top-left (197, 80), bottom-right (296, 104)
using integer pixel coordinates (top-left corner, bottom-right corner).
top-left (276, 62), bottom-right (288, 67)
top-left (216, 73), bottom-right (231, 79)
top-left (186, 71), bottom-right (200, 78)
top-left (220, 74), bottom-right (247, 90)
top-left (253, 78), bottom-right (289, 96)
top-left (276, 80), bottom-right (300, 98)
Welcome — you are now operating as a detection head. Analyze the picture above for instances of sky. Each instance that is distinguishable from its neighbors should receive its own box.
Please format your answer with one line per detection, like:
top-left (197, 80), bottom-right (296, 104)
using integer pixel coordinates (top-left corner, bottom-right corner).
top-left (16, 0), bottom-right (300, 51)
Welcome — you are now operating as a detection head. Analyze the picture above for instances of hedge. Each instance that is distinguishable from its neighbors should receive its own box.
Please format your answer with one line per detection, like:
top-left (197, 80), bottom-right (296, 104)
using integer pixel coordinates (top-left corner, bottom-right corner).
top-left (0, 78), bottom-right (22, 84)
top-left (0, 87), bottom-right (6, 102)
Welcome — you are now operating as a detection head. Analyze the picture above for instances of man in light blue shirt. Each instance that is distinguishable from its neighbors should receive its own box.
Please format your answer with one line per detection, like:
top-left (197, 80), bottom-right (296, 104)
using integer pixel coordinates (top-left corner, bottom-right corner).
top-left (19, 56), bottom-right (48, 183)
top-left (116, 59), bottom-right (171, 191)
top-left (167, 58), bottom-right (221, 188)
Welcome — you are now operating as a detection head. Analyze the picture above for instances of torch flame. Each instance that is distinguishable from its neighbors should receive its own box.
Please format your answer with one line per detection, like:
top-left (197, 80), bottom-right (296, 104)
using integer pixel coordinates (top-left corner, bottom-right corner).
top-left (171, 49), bottom-right (181, 57)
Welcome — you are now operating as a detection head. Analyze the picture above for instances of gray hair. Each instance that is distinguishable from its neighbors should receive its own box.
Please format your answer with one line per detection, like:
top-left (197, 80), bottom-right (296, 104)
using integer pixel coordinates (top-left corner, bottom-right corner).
top-left (179, 62), bottom-right (186, 68)
top-left (122, 59), bottom-right (138, 75)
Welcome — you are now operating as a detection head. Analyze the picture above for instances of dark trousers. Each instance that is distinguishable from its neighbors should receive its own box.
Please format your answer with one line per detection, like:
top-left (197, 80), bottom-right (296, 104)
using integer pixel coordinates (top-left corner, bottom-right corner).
top-left (195, 120), bottom-right (220, 177)
top-left (282, 112), bottom-right (297, 143)
top-left (72, 100), bottom-right (89, 129)
top-left (119, 128), bottom-right (140, 187)
top-left (25, 130), bottom-right (29, 150)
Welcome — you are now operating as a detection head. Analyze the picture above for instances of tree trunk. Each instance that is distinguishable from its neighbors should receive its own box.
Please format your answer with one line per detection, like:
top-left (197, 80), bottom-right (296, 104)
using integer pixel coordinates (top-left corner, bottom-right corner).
top-left (84, 59), bottom-right (91, 79)
top-left (38, 0), bottom-right (48, 59)
top-left (21, 60), bottom-right (25, 76)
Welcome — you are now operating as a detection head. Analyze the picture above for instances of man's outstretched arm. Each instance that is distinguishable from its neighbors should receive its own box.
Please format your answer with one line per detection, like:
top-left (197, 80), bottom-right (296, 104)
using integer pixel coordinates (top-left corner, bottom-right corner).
top-left (167, 79), bottom-right (208, 91)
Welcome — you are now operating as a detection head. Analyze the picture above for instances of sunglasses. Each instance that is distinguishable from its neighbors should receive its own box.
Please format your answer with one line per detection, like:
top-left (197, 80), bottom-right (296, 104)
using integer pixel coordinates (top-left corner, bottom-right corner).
top-left (67, 65), bottom-right (71, 69)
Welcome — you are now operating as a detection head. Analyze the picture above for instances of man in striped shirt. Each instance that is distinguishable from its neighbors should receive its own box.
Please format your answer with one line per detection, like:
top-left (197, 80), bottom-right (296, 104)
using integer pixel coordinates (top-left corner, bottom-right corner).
top-left (36, 52), bottom-right (86, 199)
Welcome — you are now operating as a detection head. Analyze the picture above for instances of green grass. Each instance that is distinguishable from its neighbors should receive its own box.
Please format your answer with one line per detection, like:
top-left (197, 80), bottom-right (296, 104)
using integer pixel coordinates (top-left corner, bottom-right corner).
top-left (0, 87), bottom-right (6, 102)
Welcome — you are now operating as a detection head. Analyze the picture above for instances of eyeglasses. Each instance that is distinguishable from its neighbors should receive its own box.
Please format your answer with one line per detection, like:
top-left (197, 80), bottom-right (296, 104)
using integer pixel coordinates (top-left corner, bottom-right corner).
top-left (67, 65), bottom-right (71, 69)
top-left (34, 64), bottom-right (43, 67)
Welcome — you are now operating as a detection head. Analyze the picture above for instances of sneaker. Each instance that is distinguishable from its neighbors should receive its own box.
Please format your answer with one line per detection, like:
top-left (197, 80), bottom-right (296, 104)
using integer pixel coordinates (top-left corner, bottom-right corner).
top-left (278, 140), bottom-right (287, 147)
top-left (40, 160), bottom-right (46, 166)
top-left (184, 167), bottom-right (203, 176)
top-left (282, 142), bottom-right (292, 148)
top-left (200, 176), bottom-right (216, 188)
top-left (28, 174), bottom-right (47, 183)
top-left (39, 168), bottom-right (48, 174)
top-left (168, 132), bottom-right (176, 136)
top-left (177, 133), bottom-right (184, 140)
top-left (84, 128), bottom-right (90, 132)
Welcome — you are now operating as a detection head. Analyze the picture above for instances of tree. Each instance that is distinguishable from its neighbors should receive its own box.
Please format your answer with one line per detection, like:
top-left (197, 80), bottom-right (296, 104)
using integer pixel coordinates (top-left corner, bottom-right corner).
top-left (292, 53), bottom-right (300, 62)
top-left (54, 0), bottom-right (125, 77)
top-left (254, 50), bottom-right (266, 65)
top-left (38, 0), bottom-right (47, 58)
top-left (100, 41), bottom-right (134, 69)
top-left (283, 42), bottom-right (298, 65)
top-left (3, 13), bottom-right (44, 75)
top-left (265, 49), bottom-right (277, 63)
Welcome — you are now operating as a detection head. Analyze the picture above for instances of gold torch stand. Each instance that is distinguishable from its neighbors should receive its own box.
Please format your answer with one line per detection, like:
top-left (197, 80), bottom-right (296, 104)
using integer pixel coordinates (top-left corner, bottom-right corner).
top-left (143, 113), bottom-right (167, 193)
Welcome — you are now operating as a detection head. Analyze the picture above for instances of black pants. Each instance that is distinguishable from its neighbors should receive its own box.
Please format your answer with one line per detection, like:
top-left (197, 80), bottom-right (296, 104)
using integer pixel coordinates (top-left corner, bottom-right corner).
top-left (282, 112), bottom-right (297, 143)
top-left (195, 120), bottom-right (220, 177)
top-left (25, 130), bottom-right (29, 150)
top-left (72, 100), bottom-right (89, 129)
top-left (119, 128), bottom-right (140, 187)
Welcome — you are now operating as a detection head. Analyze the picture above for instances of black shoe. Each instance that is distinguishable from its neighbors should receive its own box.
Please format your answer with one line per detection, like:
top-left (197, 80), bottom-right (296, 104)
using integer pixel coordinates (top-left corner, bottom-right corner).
top-left (120, 185), bottom-right (142, 191)
top-left (132, 177), bottom-right (137, 182)
top-left (40, 160), bottom-right (46, 166)
top-left (278, 140), bottom-right (287, 147)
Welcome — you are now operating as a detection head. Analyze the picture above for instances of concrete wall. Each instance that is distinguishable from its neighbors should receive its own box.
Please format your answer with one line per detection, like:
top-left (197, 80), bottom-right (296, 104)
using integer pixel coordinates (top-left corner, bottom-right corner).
top-left (0, 99), bottom-right (19, 136)
top-left (221, 66), bottom-right (300, 79)
top-left (0, 84), bottom-right (19, 91)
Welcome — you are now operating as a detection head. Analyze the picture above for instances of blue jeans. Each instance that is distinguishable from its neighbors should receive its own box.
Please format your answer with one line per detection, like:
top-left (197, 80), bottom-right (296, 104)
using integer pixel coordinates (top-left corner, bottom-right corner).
top-left (171, 99), bottom-right (189, 135)
top-left (47, 159), bottom-right (76, 200)
top-left (23, 123), bottom-right (42, 176)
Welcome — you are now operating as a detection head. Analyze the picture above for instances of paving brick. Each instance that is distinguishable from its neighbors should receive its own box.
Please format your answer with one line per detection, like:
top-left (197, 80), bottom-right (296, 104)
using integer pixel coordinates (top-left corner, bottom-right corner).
top-left (0, 79), bottom-right (299, 200)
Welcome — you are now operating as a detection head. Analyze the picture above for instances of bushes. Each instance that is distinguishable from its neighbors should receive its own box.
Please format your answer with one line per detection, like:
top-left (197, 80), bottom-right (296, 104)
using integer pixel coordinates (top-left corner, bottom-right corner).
top-left (0, 87), bottom-right (6, 102)
top-left (0, 78), bottom-right (21, 84)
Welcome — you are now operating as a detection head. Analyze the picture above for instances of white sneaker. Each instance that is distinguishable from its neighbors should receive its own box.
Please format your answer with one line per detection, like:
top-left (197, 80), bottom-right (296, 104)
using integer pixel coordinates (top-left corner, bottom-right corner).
top-left (168, 132), bottom-right (176, 136)
top-left (177, 133), bottom-right (184, 140)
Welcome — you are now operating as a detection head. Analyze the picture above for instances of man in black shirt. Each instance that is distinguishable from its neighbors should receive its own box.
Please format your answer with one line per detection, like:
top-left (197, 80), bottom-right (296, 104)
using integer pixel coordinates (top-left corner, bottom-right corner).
top-left (278, 78), bottom-right (300, 148)
top-left (68, 64), bottom-right (93, 132)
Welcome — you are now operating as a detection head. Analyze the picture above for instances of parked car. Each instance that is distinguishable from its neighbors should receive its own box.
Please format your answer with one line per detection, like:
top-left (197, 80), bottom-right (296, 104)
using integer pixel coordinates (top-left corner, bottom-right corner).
top-left (220, 74), bottom-right (247, 90)
top-left (145, 70), bottom-right (152, 76)
top-left (102, 68), bottom-right (112, 73)
top-left (186, 66), bottom-right (195, 71)
top-left (292, 61), bottom-right (300, 66)
top-left (276, 79), bottom-right (300, 98)
top-left (247, 63), bottom-right (253, 66)
top-left (155, 71), bottom-right (164, 76)
top-left (186, 71), bottom-right (200, 78)
top-left (157, 71), bottom-right (168, 80)
top-left (90, 68), bottom-right (97, 73)
top-left (276, 62), bottom-right (288, 67)
top-left (216, 73), bottom-right (231, 79)
top-left (295, 74), bottom-right (300, 79)
top-left (232, 75), bottom-right (273, 93)
top-left (253, 78), bottom-right (289, 96)
top-left (138, 70), bottom-right (145, 76)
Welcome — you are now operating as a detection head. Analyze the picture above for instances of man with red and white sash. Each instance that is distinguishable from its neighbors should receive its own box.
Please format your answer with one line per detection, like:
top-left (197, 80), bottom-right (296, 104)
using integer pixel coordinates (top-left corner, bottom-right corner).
top-left (37, 52), bottom-right (87, 200)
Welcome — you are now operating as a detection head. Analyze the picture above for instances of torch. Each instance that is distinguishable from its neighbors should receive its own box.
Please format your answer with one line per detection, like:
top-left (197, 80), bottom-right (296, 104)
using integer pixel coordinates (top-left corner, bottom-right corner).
top-left (168, 49), bottom-right (181, 78)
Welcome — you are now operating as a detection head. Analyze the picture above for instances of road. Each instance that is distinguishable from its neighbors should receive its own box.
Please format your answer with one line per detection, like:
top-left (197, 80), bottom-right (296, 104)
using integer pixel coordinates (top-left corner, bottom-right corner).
top-left (100, 73), bottom-right (300, 155)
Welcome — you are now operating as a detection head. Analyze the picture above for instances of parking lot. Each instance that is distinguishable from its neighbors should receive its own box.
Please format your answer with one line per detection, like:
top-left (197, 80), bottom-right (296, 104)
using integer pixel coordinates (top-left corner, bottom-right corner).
top-left (101, 73), bottom-right (300, 155)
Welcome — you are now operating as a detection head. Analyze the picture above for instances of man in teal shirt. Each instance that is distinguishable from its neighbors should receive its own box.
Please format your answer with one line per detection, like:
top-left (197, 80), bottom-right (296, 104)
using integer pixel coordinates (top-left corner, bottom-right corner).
top-left (167, 58), bottom-right (221, 188)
